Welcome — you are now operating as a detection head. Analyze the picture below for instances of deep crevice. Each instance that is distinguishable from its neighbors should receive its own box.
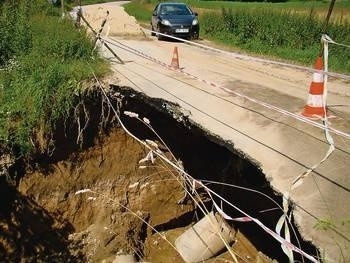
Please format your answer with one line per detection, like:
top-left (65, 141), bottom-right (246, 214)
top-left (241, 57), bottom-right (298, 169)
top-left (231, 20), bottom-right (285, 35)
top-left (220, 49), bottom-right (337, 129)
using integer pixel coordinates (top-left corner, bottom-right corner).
top-left (113, 85), bottom-right (320, 262)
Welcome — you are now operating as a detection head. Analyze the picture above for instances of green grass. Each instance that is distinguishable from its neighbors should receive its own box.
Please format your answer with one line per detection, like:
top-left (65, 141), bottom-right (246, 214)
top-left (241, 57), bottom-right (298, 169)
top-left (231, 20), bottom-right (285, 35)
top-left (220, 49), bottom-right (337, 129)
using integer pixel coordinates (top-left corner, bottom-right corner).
top-left (200, 8), bottom-right (350, 71)
top-left (46, 0), bottom-right (120, 12)
top-left (186, 0), bottom-right (350, 11)
top-left (0, 0), bottom-right (109, 155)
top-left (77, 0), bottom-right (121, 5)
top-left (124, 1), bottom-right (154, 22)
top-left (124, 0), bottom-right (350, 72)
top-left (125, 0), bottom-right (350, 22)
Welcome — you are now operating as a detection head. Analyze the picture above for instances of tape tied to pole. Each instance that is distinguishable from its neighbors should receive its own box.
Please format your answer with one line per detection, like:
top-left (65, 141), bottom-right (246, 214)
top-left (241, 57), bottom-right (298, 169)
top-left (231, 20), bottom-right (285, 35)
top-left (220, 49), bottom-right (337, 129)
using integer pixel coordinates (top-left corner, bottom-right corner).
top-left (291, 34), bottom-right (335, 190)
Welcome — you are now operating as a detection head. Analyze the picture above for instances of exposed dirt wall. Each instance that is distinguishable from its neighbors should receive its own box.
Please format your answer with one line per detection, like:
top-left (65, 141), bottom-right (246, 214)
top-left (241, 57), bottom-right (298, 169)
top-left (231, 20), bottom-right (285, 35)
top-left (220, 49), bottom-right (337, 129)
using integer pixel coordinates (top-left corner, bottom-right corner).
top-left (0, 85), bottom-right (318, 262)
top-left (17, 127), bottom-right (194, 262)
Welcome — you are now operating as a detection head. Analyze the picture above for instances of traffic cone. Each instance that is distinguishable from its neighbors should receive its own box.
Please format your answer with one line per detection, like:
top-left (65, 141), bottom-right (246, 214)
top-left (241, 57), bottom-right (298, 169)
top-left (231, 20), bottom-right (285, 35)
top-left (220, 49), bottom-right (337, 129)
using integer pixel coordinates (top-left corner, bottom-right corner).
top-left (170, 46), bottom-right (180, 69)
top-left (301, 56), bottom-right (327, 118)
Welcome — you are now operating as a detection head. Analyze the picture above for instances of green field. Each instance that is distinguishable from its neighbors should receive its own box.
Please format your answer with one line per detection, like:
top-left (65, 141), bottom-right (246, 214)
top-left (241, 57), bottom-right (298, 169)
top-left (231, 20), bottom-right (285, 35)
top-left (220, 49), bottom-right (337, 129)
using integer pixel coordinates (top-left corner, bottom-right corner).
top-left (124, 0), bottom-right (350, 73)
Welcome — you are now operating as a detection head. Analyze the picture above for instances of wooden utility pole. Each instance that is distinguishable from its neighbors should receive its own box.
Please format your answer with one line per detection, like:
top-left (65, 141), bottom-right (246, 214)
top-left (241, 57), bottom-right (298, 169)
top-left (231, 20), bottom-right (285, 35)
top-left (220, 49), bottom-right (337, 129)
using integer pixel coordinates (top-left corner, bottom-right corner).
top-left (323, 0), bottom-right (336, 33)
top-left (319, 0), bottom-right (336, 56)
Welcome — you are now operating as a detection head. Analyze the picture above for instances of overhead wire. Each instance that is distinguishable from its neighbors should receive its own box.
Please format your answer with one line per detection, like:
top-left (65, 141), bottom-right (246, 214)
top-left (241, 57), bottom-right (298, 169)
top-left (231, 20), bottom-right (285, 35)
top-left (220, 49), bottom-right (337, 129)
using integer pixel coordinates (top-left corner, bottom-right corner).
top-left (101, 36), bottom-right (350, 141)
top-left (76, 7), bottom-right (348, 260)
top-left (84, 11), bottom-right (350, 258)
top-left (89, 71), bottom-right (319, 262)
top-left (129, 59), bottom-right (350, 156)
top-left (110, 60), bottom-right (350, 194)
top-left (109, 60), bottom-right (350, 244)
top-left (140, 28), bottom-right (350, 81)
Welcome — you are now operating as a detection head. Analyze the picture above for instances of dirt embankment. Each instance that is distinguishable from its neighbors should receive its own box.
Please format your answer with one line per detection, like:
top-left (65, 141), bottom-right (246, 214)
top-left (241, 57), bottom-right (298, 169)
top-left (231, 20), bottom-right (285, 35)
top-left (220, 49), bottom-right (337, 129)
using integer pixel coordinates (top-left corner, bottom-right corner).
top-left (17, 128), bottom-right (194, 262)
top-left (0, 85), bottom-right (277, 262)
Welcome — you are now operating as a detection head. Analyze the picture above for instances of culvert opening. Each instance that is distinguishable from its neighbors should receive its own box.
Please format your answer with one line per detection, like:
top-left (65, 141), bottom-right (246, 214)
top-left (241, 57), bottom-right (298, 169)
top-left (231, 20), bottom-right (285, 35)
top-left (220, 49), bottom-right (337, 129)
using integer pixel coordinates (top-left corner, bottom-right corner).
top-left (114, 85), bottom-right (320, 262)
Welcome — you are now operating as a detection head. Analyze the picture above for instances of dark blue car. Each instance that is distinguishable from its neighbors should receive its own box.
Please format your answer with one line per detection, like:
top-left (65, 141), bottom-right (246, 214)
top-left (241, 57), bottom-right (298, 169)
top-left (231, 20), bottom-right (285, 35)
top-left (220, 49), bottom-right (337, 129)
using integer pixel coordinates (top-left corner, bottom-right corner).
top-left (151, 3), bottom-right (199, 40)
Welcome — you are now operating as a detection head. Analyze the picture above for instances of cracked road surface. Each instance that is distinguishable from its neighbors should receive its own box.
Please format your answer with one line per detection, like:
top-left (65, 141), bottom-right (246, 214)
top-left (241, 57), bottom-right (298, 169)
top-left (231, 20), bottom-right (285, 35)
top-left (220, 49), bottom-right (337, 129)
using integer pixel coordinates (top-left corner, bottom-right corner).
top-left (82, 2), bottom-right (350, 261)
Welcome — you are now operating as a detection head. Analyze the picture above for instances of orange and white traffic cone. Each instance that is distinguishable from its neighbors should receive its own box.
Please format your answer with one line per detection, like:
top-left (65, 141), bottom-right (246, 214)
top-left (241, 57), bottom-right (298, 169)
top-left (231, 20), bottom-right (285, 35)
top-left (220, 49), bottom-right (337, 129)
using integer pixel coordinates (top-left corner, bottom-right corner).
top-left (170, 46), bottom-right (180, 69)
top-left (301, 56), bottom-right (327, 118)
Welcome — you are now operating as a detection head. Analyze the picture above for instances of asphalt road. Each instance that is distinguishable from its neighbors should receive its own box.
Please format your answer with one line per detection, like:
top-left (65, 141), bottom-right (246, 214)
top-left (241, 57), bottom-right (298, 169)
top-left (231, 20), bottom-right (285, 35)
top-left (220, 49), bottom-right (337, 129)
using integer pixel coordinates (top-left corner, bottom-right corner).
top-left (82, 2), bottom-right (350, 261)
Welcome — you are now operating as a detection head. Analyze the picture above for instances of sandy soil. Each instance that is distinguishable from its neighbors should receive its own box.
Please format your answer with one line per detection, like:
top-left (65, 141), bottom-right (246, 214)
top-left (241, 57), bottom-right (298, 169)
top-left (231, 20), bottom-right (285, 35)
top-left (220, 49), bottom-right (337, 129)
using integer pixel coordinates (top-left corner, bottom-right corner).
top-left (17, 128), bottom-right (192, 261)
top-left (81, 1), bottom-right (144, 38)
top-left (10, 127), bottom-right (272, 262)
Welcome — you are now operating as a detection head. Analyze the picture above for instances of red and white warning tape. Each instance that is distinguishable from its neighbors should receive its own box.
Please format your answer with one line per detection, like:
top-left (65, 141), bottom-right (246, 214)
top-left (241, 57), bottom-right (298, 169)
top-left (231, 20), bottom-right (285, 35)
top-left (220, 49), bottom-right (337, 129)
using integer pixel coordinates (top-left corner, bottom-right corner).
top-left (323, 34), bottom-right (350, 49)
top-left (101, 36), bottom-right (350, 141)
top-left (202, 180), bottom-right (318, 262)
top-left (94, 68), bottom-right (320, 262)
top-left (142, 28), bottom-right (350, 81)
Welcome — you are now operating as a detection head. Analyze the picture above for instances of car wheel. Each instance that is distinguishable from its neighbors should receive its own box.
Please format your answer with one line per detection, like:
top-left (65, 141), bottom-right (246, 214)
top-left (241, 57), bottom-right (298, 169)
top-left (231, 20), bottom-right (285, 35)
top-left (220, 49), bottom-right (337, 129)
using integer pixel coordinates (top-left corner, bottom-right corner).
top-left (151, 25), bottom-right (155, 36)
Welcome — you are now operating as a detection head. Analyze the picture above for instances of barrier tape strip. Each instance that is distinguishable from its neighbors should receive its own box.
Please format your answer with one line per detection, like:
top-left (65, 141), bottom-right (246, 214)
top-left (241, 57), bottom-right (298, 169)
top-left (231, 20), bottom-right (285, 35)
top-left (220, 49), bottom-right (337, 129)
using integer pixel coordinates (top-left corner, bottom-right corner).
top-left (323, 34), bottom-right (350, 49)
top-left (101, 36), bottom-right (350, 141)
top-left (141, 28), bottom-right (350, 81)
top-left (91, 66), bottom-right (320, 263)
top-left (203, 181), bottom-right (318, 262)
top-left (212, 202), bottom-right (280, 223)
top-left (291, 35), bottom-right (336, 189)
top-left (80, 16), bottom-right (343, 263)
top-left (276, 194), bottom-right (294, 262)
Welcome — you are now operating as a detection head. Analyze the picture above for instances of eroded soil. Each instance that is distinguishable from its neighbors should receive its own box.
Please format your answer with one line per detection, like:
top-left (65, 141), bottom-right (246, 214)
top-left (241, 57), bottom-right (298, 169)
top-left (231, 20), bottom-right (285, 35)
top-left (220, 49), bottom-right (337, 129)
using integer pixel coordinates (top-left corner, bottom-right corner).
top-left (1, 123), bottom-right (274, 262)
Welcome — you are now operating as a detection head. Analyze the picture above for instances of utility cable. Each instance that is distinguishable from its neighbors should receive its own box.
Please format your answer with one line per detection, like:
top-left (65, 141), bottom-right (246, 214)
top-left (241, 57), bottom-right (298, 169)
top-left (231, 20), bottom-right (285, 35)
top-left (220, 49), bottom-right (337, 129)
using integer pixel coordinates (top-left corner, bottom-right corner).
top-left (101, 36), bottom-right (350, 141)
top-left (140, 28), bottom-right (350, 81)
top-left (89, 68), bottom-right (319, 262)
top-left (111, 62), bottom-right (350, 193)
top-left (130, 60), bottom-right (350, 156)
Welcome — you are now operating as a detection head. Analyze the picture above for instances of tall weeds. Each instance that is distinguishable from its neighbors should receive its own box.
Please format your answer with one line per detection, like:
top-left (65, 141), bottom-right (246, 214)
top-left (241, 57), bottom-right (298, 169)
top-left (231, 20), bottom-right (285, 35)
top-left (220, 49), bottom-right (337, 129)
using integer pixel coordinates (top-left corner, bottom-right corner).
top-left (201, 8), bottom-right (350, 71)
top-left (0, 1), bottom-right (32, 65)
top-left (0, 0), bottom-right (108, 155)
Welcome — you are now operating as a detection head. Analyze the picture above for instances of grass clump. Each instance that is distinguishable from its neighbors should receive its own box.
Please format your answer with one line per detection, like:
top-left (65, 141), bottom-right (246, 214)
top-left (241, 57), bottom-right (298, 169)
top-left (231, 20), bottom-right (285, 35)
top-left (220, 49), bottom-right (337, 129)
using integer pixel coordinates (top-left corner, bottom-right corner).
top-left (0, 0), bottom-right (108, 156)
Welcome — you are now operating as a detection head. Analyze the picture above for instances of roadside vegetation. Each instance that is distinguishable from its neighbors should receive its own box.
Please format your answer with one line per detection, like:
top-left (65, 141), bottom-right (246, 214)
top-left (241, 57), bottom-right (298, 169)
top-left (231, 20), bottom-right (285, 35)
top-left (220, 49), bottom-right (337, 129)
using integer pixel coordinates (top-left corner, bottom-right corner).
top-left (0, 0), bottom-right (108, 156)
top-left (79, 0), bottom-right (119, 4)
top-left (64, 0), bottom-right (121, 7)
top-left (124, 0), bottom-right (350, 73)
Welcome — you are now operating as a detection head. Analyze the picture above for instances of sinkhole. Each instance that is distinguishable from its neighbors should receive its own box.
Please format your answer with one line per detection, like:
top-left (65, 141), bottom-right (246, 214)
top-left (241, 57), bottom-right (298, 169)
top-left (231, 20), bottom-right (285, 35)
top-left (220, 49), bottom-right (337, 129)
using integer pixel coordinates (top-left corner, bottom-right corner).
top-left (2, 85), bottom-right (319, 262)
top-left (111, 86), bottom-right (319, 262)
